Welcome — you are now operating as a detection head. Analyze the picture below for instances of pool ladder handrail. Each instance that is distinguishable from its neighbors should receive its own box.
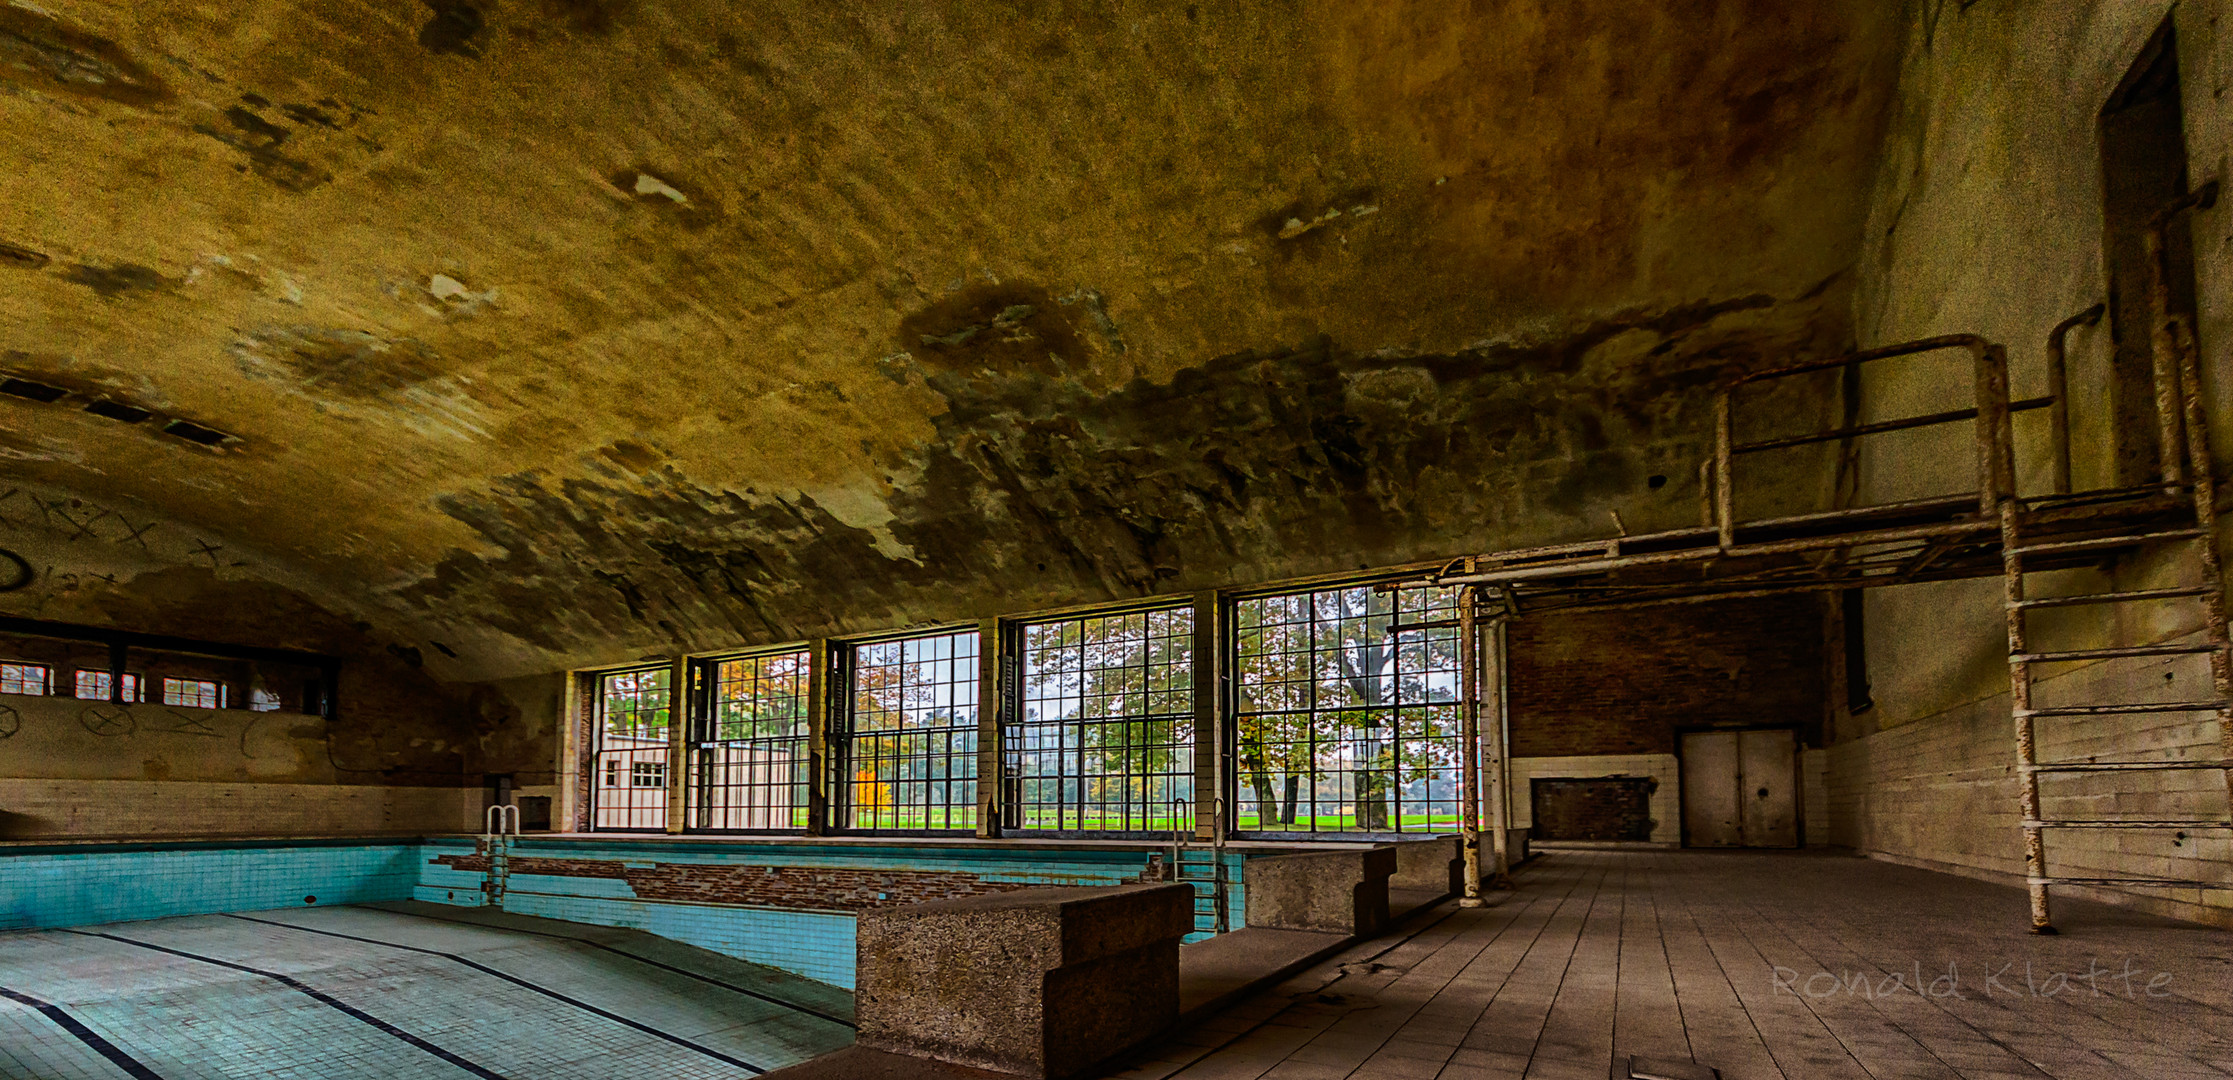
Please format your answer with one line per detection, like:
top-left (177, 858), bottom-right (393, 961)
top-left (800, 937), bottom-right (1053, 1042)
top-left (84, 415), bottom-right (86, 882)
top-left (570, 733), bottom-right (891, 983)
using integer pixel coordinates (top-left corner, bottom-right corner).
top-left (481, 804), bottom-right (520, 907)
top-left (1169, 797), bottom-right (1230, 934)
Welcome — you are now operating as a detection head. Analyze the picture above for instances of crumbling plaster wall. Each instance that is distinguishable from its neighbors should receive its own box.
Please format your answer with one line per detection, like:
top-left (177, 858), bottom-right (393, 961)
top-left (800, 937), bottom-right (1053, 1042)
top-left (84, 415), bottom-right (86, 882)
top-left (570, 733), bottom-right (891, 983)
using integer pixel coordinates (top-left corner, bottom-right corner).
top-left (0, 1), bottom-right (1900, 683)
top-left (0, 480), bottom-right (554, 838)
top-left (1836, 0), bottom-right (2233, 925)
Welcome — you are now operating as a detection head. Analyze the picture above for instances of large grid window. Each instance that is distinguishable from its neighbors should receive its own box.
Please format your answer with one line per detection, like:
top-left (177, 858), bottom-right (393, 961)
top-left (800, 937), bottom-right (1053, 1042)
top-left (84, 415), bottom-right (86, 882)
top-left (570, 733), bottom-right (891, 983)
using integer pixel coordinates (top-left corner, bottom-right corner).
top-left (1234, 584), bottom-right (1462, 836)
top-left (0, 663), bottom-right (49, 696)
top-left (593, 666), bottom-right (671, 831)
top-left (840, 630), bottom-right (978, 833)
top-left (1008, 608), bottom-right (1194, 834)
top-left (689, 649), bottom-right (811, 831)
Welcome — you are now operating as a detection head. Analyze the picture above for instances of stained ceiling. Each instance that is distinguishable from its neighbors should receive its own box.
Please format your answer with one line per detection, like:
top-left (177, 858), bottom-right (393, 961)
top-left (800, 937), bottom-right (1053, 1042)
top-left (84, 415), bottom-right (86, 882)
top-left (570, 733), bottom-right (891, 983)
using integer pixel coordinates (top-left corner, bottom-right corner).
top-left (1, 0), bottom-right (1898, 678)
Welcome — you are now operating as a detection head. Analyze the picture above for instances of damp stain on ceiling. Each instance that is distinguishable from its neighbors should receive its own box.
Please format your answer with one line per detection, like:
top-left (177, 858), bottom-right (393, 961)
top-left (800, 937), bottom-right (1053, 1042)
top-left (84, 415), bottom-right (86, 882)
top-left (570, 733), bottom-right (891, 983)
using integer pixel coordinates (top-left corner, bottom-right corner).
top-left (0, 0), bottom-right (1899, 677)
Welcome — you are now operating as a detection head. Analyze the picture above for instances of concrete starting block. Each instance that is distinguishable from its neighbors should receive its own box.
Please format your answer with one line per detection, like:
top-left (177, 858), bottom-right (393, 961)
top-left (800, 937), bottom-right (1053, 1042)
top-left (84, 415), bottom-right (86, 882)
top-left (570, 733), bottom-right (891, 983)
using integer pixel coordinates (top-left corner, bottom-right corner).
top-left (854, 883), bottom-right (1194, 1079)
top-left (1242, 845), bottom-right (1396, 937)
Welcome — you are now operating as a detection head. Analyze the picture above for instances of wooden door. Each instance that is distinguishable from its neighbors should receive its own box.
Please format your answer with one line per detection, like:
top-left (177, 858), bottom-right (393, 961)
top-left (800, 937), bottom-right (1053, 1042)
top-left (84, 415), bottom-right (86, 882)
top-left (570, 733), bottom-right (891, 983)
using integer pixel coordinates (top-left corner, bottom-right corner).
top-left (1679, 731), bottom-right (1742, 848)
top-left (1680, 728), bottom-right (1798, 848)
top-left (1737, 728), bottom-right (1799, 847)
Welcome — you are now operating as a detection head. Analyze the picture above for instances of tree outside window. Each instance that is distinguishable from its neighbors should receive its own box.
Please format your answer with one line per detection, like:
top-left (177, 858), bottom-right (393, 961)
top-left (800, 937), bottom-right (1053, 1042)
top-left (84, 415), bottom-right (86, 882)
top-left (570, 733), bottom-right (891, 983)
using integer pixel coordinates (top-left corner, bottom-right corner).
top-left (1234, 584), bottom-right (1462, 835)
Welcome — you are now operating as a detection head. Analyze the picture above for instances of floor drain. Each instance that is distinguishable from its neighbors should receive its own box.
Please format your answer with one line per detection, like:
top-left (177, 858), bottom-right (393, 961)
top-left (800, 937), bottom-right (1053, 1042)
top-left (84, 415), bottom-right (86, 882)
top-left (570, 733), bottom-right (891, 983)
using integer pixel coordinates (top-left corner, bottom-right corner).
top-left (1624, 1057), bottom-right (1719, 1080)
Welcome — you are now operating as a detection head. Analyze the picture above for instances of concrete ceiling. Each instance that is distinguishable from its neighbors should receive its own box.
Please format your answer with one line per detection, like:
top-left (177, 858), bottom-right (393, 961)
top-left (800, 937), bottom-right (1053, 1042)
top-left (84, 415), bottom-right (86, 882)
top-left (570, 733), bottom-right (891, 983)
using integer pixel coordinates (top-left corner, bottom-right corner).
top-left (0, 0), bottom-right (1899, 678)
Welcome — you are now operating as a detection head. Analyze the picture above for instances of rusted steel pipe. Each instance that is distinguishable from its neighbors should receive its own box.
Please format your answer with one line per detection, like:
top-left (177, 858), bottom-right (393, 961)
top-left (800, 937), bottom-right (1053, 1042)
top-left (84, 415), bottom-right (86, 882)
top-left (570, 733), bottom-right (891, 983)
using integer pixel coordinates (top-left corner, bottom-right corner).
top-left (1726, 334), bottom-right (1994, 387)
top-left (1437, 520), bottom-right (1998, 586)
top-left (1978, 344), bottom-right (2015, 512)
top-left (2143, 181), bottom-right (2217, 488)
top-left (1999, 498), bottom-right (2052, 932)
top-left (1734, 396), bottom-right (2052, 455)
top-left (2170, 318), bottom-right (2233, 817)
top-left (1714, 392), bottom-right (1735, 549)
top-left (1484, 613), bottom-right (1511, 887)
top-left (2045, 304), bottom-right (2104, 495)
top-left (1457, 575), bottom-right (1483, 908)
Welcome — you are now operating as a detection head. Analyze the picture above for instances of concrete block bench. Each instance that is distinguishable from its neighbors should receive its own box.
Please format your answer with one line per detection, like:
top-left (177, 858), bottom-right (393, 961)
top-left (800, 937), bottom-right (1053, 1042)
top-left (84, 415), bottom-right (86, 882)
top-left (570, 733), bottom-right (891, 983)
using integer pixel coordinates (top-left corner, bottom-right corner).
top-left (854, 882), bottom-right (1194, 1079)
top-left (1389, 834), bottom-right (1463, 896)
top-left (1242, 845), bottom-right (1396, 937)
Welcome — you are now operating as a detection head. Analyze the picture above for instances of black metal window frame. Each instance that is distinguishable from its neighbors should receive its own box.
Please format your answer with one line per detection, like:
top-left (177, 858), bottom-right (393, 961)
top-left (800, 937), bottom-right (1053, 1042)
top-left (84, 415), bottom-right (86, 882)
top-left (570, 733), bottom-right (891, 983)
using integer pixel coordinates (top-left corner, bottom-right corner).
top-left (1228, 580), bottom-right (1466, 841)
top-left (831, 626), bottom-right (981, 836)
top-left (1004, 603), bottom-right (1195, 838)
top-left (590, 663), bottom-right (673, 833)
top-left (685, 645), bottom-right (814, 834)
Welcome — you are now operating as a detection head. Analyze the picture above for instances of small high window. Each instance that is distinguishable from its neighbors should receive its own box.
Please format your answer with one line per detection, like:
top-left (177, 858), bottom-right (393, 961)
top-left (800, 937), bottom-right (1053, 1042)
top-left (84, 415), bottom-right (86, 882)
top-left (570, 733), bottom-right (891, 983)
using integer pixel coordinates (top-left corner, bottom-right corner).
top-left (161, 678), bottom-right (222, 709)
top-left (631, 761), bottom-right (668, 788)
top-left (0, 662), bottom-right (49, 696)
top-left (74, 670), bottom-right (143, 702)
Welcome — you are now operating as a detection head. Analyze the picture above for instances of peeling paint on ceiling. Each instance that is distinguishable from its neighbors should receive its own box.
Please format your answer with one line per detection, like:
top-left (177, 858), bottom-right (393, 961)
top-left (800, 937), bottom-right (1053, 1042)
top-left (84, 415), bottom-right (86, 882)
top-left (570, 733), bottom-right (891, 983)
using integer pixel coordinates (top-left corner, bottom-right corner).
top-left (0, 0), bottom-right (1899, 678)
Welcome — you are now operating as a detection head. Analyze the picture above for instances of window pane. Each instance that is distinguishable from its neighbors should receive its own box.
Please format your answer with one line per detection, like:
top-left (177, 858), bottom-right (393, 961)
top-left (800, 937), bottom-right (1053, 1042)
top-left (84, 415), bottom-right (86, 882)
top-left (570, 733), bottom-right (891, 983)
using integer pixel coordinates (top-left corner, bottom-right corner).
top-left (687, 649), bottom-right (812, 832)
top-left (0, 663), bottom-right (48, 696)
top-left (161, 678), bottom-right (220, 709)
top-left (843, 630), bottom-right (979, 832)
top-left (1233, 584), bottom-right (1462, 836)
top-left (592, 666), bottom-right (670, 830)
top-left (1008, 608), bottom-right (1194, 834)
top-left (73, 670), bottom-right (141, 702)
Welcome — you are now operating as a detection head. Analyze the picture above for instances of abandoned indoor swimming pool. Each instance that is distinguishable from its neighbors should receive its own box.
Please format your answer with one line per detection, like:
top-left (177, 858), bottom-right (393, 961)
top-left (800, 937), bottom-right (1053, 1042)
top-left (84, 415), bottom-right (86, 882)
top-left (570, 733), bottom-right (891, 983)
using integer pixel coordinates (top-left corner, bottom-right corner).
top-left (5, 0), bottom-right (2233, 1077)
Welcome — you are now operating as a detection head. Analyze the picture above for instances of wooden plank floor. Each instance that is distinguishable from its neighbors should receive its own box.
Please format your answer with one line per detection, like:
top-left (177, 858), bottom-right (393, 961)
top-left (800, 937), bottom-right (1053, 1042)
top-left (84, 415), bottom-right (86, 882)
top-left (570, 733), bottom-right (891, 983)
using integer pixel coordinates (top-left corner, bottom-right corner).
top-left (1106, 850), bottom-right (2233, 1080)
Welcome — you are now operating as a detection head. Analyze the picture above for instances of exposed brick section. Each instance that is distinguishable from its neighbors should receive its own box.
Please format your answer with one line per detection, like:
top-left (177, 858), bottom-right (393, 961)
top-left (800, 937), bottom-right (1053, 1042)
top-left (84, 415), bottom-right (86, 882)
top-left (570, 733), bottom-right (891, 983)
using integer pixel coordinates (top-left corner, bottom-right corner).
top-left (432, 853), bottom-right (1153, 912)
top-left (1508, 594), bottom-right (1826, 756)
top-left (572, 677), bottom-right (597, 833)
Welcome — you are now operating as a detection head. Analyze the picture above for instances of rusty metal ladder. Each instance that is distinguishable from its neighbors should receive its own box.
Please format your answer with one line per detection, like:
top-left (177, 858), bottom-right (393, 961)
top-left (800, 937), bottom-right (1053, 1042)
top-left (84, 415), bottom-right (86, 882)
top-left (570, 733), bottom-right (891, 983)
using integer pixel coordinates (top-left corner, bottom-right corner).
top-left (2004, 186), bottom-right (2233, 931)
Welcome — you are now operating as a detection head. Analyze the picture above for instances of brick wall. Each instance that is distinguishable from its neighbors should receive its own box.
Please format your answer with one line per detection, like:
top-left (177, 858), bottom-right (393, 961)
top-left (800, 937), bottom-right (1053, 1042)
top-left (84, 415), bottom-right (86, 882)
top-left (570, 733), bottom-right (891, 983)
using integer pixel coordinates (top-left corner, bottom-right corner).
top-left (1508, 595), bottom-right (1827, 757)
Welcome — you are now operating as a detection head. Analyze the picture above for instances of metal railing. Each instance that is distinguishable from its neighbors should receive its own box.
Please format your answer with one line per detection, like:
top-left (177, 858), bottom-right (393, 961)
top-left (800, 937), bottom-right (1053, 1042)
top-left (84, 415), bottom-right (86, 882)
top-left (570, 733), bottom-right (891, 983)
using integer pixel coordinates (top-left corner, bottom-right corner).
top-left (1169, 798), bottom-right (1229, 934)
top-left (481, 803), bottom-right (520, 907)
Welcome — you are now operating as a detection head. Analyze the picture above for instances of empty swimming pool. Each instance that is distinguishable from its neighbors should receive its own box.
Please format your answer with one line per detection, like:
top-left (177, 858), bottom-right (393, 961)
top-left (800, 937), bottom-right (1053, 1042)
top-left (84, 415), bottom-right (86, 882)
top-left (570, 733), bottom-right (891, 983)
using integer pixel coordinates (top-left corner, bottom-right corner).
top-left (0, 902), bottom-right (854, 1078)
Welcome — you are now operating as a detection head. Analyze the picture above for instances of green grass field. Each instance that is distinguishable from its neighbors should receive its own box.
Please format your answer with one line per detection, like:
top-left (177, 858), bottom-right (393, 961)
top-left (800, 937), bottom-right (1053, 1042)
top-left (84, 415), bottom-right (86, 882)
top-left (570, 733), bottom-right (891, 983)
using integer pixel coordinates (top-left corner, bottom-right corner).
top-left (1232, 812), bottom-right (1462, 832)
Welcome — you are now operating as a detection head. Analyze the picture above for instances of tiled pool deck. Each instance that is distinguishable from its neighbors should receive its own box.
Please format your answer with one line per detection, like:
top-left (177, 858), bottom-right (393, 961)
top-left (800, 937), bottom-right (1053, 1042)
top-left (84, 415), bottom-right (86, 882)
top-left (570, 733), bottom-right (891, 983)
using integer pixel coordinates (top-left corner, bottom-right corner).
top-left (0, 902), bottom-right (854, 1078)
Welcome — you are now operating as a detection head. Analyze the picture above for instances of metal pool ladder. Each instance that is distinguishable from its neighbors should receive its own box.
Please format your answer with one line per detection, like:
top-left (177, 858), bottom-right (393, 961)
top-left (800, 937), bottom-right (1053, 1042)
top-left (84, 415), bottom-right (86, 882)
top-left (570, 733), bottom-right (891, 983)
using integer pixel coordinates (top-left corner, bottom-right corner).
top-left (481, 804), bottom-right (520, 908)
top-left (1170, 797), bottom-right (1230, 935)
